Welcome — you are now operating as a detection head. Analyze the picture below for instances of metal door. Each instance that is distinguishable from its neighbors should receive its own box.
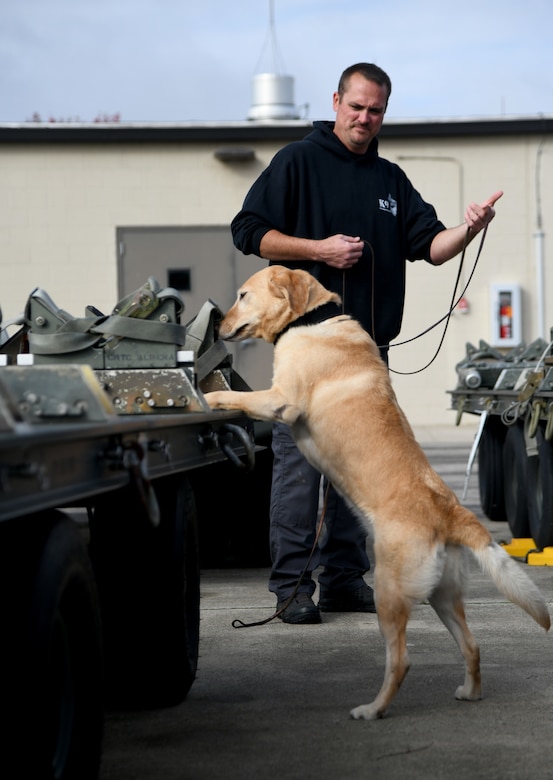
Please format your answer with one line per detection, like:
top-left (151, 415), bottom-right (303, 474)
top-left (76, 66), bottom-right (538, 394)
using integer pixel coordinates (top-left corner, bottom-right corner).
top-left (116, 225), bottom-right (272, 390)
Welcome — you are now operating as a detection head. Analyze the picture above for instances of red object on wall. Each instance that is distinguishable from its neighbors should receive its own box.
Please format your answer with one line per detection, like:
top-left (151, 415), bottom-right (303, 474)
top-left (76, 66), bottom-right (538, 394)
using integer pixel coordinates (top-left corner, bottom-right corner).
top-left (456, 296), bottom-right (470, 315)
top-left (499, 293), bottom-right (513, 339)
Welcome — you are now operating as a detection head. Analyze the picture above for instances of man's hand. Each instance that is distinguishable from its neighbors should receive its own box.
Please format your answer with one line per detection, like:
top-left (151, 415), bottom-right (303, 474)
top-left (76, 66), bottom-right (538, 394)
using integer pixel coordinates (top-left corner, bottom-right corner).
top-left (316, 234), bottom-right (364, 268)
top-left (430, 190), bottom-right (504, 265)
top-left (259, 229), bottom-right (364, 267)
top-left (465, 190), bottom-right (504, 233)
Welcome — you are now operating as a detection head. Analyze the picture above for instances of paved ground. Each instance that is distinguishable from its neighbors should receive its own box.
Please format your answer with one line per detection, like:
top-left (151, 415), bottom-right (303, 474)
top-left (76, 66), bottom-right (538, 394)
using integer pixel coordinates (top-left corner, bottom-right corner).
top-left (100, 426), bottom-right (553, 780)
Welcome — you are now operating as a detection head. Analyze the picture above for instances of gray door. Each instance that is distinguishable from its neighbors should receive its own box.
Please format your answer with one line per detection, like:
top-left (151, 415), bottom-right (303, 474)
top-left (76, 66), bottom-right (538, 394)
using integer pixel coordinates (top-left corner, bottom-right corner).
top-left (116, 225), bottom-right (272, 390)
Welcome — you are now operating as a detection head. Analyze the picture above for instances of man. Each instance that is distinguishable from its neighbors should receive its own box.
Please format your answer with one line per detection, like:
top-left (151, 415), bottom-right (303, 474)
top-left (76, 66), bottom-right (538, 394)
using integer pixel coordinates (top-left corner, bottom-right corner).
top-left (231, 62), bottom-right (502, 624)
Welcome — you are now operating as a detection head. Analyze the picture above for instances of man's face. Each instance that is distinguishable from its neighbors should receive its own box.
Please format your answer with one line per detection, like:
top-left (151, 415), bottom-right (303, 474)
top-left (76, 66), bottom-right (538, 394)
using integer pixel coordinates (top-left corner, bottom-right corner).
top-left (332, 72), bottom-right (388, 154)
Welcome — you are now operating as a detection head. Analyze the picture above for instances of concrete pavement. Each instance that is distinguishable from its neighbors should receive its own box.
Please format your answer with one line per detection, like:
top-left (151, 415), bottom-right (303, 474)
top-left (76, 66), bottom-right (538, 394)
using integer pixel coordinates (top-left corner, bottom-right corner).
top-left (100, 430), bottom-right (553, 780)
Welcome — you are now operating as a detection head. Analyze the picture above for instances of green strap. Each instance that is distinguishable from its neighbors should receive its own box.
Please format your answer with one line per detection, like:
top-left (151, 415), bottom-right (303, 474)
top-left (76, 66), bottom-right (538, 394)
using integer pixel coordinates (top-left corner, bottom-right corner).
top-left (28, 316), bottom-right (107, 355)
top-left (196, 341), bottom-right (230, 382)
top-left (183, 299), bottom-right (230, 382)
top-left (26, 285), bottom-right (227, 372)
top-left (183, 299), bottom-right (223, 353)
top-left (94, 316), bottom-right (187, 344)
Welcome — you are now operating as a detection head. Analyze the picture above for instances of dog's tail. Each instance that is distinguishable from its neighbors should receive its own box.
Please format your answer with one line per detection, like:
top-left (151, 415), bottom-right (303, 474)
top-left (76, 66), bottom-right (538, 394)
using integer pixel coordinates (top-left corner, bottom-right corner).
top-left (474, 542), bottom-right (550, 630)
top-left (452, 506), bottom-right (551, 631)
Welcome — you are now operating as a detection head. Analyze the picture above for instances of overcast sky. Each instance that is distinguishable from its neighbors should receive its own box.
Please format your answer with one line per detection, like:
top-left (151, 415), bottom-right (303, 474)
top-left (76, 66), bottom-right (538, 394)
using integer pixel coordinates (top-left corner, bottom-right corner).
top-left (1, 0), bottom-right (552, 124)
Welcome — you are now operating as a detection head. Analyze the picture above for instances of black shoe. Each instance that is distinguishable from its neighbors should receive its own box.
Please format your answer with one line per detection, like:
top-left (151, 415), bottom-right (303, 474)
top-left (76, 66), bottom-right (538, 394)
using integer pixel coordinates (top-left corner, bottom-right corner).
top-left (318, 583), bottom-right (376, 613)
top-left (277, 593), bottom-right (321, 624)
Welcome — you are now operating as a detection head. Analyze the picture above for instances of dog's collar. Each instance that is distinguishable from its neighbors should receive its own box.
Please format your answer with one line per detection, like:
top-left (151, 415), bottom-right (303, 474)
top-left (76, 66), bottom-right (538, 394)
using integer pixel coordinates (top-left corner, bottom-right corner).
top-left (273, 301), bottom-right (343, 345)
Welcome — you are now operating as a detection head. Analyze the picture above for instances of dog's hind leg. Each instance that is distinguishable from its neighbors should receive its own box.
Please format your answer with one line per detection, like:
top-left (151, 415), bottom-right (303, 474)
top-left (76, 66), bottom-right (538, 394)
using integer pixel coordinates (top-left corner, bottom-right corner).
top-left (428, 547), bottom-right (482, 701)
top-left (350, 581), bottom-right (412, 720)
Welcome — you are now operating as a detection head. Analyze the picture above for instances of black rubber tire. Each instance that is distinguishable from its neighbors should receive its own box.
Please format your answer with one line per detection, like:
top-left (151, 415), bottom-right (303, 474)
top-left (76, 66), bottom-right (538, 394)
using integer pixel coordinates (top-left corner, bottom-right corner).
top-left (89, 475), bottom-right (200, 708)
top-left (1, 511), bottom-right (104, 780)
top-left (503, 422), bottom-right (532, 538)
top-left (478, 415), bottom-right (507, 521)
top-left (151, 475), bottom-right (200, 705)
top-left (527, 425), bottom-right (553, 550)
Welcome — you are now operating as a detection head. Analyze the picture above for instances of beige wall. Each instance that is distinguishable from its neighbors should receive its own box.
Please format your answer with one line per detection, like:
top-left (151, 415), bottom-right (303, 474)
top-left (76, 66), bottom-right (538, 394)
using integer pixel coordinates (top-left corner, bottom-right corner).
top-left (383, 134), bottom-right (551, 429)
top-left (0, 129), bottom-right (551, 430)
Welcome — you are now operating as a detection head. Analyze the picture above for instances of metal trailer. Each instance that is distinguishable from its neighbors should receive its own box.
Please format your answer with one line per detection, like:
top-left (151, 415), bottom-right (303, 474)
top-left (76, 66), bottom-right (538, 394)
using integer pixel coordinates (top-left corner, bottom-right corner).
top-left (448, 334), bottom-right (553, 558)
top-left (0, 280), bottom-right (270, 779)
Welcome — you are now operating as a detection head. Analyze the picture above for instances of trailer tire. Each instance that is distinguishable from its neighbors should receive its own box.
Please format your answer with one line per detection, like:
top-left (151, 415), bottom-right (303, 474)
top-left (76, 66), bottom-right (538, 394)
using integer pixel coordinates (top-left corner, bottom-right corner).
top-left (478, 416), bottom-right (507, 521)
top-left (153, 474), bottom-right (200, 705)
top-left (90, 475), bottom-right (200, 709)
top-left (527, 425), bottom-right (553, 549)
top-left (503, 422), bottom-right (531, 538)
top-left (2, 511), bottom-right (104, 780)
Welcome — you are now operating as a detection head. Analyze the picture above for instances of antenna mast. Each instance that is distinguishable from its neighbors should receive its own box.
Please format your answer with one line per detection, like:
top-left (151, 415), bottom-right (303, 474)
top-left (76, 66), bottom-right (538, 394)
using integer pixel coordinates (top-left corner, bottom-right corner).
top-left (254, 0), bottom-right (286, 75)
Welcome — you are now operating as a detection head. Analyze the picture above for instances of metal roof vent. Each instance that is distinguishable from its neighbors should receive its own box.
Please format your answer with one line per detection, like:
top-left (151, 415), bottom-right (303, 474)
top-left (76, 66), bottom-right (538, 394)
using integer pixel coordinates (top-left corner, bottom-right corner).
top-left (248, 73), bottom-right (300, 121)
top-left (247, 1), bottom-right (303, 121)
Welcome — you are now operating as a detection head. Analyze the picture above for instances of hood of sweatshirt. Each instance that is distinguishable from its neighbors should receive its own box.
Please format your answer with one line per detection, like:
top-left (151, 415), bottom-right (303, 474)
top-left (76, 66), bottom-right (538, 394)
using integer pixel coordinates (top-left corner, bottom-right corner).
top-left (304, 120), bottom-right (380, 164)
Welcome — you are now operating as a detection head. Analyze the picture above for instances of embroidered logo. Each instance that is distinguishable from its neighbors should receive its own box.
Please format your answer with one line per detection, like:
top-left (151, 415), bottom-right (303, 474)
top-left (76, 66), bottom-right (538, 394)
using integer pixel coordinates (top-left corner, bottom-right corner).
top-left (379, 194), bottom-right (398, 216)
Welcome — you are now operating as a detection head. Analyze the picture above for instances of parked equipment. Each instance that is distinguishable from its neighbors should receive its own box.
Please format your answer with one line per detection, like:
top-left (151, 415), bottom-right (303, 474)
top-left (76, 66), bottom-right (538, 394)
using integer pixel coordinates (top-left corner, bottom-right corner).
top-left (0, 279), bottom-right (271, 778)
top-left (449, 335), bottom-right (553, 555)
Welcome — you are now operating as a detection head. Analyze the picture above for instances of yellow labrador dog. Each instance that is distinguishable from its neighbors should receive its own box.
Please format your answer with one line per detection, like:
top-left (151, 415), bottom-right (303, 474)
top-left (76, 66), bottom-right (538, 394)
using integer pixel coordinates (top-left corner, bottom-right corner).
top-left (204, 265), bottom-right (550, 720)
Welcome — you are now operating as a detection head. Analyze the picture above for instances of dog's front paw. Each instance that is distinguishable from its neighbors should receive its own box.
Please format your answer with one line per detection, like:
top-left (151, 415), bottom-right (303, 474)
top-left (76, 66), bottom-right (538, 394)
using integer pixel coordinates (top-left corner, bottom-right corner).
top-left (350, 703), bottom-right (384, 721)
top-left (203, 391), bottom-right (227, 410)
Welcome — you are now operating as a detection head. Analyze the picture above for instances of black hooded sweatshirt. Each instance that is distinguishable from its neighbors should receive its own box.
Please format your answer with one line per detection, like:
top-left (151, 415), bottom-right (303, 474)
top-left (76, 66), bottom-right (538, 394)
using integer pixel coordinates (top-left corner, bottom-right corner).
top-left (231, 120), bottom-right (447, 348)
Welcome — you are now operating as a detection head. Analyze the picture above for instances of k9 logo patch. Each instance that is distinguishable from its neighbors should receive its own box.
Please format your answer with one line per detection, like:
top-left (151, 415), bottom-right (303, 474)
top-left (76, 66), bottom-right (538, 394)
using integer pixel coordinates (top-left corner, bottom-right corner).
top-left (378, 195), bottom-right (398, 217)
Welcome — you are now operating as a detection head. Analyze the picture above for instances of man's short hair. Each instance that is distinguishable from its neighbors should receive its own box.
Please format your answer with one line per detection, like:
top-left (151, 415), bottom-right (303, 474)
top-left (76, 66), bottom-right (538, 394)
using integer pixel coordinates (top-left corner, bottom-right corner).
top-left (338, 63), bottom-right (392, 104)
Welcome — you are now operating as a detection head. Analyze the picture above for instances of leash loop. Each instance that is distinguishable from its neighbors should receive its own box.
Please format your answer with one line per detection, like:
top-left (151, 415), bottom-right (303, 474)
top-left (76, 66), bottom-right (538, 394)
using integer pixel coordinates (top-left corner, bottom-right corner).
top-left (388, 225), bottom-right (488, 374)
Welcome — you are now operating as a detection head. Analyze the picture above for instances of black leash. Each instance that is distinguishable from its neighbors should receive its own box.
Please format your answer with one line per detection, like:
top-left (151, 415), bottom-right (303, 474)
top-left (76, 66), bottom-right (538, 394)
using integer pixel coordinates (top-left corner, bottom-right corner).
top-left (363, 224), bottom-right (488, 375)
top-left (231, 484), bottom-right (330, 629)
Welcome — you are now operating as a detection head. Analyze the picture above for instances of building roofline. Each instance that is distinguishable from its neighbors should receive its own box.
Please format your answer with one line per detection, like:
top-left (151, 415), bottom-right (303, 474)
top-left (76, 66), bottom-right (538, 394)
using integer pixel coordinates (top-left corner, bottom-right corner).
top-left (0, 115), bottom-right (551, 144)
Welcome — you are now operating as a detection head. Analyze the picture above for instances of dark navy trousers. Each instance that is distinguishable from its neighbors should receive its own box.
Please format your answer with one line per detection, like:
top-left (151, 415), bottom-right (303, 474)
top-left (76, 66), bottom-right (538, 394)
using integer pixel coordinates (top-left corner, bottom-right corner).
top-left (268, 422), bottom-right (370, 601)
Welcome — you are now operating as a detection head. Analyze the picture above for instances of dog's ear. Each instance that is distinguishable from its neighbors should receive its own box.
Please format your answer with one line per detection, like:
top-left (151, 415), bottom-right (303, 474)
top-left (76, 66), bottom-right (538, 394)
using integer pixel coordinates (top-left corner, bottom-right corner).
top-left (268, 266), bottom-right (340, 315)
top-left (267, 266), bottom-right (292, 299)
top-left (305, 276), bottom-right (341, 311)
top-left (267, 266), bottom-right (307, 315)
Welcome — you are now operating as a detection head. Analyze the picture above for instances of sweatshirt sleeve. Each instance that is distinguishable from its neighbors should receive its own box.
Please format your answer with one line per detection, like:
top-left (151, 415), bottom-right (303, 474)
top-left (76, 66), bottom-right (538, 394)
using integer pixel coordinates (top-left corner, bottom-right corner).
top-left (231, 147), bottom-right (298, 256)
top-left (399, 170), bottom-right (447, 261)
top-left (230, 203), bottom-right (271, 257)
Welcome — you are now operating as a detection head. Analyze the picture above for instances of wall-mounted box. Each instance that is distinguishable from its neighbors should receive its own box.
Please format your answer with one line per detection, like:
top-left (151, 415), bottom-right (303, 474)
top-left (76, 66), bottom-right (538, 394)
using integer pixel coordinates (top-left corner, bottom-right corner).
top-left (489, 283), bottom-right (521, 347)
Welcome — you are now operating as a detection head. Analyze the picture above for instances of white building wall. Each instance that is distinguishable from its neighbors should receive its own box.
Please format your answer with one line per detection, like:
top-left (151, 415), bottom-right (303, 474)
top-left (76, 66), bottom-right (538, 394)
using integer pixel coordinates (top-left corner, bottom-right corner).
top-left (0, 129), bottom-right (551, 430)
top-left (381, 134), bottom-right (551, 428)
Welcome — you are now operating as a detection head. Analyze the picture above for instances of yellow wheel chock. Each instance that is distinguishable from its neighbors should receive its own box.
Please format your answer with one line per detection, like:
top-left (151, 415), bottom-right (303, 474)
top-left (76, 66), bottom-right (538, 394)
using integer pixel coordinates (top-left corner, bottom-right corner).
top-left (501, 538), bottom-right (553, 565)
top-left (527, 548), bottom-right (553, 566)
top-left (501, 538), bottom-right (537, 558)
